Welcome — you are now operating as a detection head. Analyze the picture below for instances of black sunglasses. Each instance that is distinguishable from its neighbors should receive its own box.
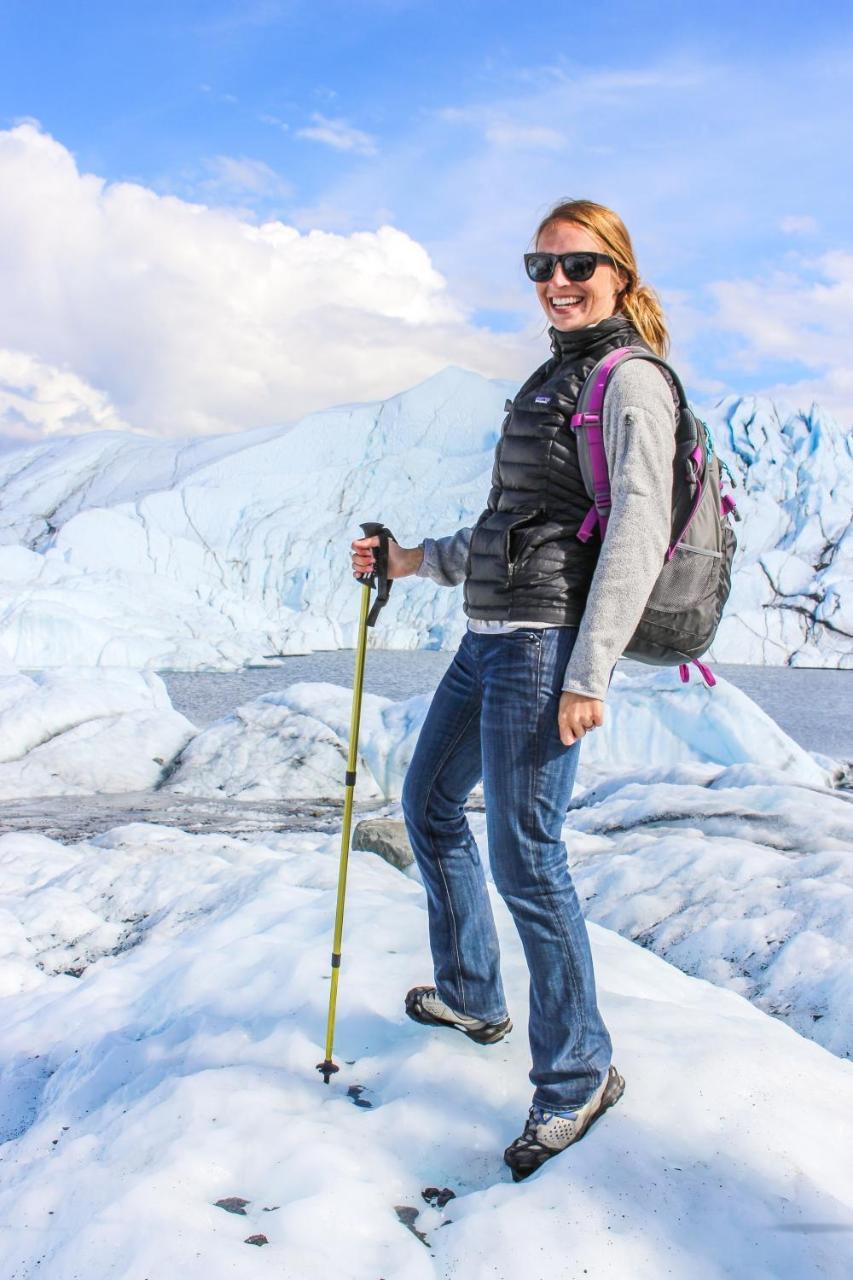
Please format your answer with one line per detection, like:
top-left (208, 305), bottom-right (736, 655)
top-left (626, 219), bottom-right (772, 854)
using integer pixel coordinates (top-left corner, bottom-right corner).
top-left (523, 251), bottom-right (618, 283)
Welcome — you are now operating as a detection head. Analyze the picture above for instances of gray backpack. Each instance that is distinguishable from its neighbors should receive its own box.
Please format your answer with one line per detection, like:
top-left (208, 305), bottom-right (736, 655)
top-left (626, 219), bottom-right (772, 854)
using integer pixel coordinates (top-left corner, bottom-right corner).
top-left (571, 347), bottom-right (740, 688)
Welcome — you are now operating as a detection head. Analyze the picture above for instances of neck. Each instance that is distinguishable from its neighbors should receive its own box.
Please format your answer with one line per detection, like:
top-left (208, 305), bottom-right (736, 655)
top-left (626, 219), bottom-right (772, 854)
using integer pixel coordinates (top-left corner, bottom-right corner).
top-left (548, 312), bottom-right (634, 357)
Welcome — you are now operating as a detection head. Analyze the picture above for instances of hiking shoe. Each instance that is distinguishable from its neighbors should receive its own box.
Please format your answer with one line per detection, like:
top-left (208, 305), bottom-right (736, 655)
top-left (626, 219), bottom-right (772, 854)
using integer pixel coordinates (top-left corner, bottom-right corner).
top-left (504, 1064), bottom-right (626, 1182)
top-left (404, 985), bottom-right (512, 1045)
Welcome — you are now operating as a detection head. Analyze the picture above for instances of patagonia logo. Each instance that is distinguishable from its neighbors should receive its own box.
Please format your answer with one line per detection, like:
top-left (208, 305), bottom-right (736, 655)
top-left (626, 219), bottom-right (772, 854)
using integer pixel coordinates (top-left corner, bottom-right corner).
top-left (534, 395), bottom-right (550, 404)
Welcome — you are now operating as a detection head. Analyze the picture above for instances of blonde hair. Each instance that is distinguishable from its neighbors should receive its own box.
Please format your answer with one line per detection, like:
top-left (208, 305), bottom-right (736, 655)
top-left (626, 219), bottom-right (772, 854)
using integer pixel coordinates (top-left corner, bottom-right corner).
top-left (533, 199), bottom-right (669, 357)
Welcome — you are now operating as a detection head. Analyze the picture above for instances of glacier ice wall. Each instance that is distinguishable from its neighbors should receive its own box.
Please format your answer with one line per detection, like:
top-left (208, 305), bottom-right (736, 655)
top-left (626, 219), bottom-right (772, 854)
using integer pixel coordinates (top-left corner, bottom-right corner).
top-left (0, 366), bottom-right (849, 670)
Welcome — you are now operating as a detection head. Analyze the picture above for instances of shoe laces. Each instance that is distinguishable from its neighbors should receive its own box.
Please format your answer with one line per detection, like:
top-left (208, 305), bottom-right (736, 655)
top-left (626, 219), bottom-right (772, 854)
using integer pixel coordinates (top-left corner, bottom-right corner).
top-left (531, 1104), bottom-right (578, 1125)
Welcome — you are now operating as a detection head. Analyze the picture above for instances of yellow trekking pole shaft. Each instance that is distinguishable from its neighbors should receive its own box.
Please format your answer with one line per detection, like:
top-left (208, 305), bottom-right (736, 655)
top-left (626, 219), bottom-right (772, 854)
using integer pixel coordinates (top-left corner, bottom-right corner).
top-left (317, 582), bottom-right (370, 1082)
top-left (317, 521), bottom-right (394, 1084)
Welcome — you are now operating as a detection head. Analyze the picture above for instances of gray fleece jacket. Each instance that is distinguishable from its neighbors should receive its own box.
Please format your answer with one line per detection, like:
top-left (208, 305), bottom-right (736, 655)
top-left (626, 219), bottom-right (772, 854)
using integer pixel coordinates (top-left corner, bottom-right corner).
top-left (415, 358), bottom-right (677, 701)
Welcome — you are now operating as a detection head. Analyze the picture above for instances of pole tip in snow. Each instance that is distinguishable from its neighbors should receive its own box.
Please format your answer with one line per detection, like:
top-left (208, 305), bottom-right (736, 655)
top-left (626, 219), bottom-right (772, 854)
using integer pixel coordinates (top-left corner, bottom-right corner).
top-left (317, 1059), bottom-right (339, 1084)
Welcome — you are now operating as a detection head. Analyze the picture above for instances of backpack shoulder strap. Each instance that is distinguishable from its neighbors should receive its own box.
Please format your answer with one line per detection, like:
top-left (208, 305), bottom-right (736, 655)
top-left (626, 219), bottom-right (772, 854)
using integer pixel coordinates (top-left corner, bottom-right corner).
top-left (571, 347), bottom-right (686, 543)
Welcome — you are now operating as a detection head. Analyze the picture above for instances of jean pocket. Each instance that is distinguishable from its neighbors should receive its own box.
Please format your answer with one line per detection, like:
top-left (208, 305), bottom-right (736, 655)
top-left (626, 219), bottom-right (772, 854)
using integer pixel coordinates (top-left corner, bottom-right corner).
top-left (505, 628), bottom-right (543, 644)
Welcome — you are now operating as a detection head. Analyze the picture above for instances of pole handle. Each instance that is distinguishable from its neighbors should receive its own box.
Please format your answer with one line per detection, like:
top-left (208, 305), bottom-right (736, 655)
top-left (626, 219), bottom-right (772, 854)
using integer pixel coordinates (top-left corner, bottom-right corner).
top-left (356, 520), bottom-right (396, 627)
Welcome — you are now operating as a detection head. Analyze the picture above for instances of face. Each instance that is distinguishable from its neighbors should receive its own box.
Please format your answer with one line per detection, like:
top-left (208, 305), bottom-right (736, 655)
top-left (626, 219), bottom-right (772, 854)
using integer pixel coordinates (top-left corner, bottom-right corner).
top-left (534, 220), bottom-right (628, 332)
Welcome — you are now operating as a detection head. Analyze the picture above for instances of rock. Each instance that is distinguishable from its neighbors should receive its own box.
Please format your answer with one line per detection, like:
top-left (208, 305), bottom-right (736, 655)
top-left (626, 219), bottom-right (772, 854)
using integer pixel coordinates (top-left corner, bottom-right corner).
top-left (214, 1197), bottom-right (249, 1215)
top-left (352, 818), bottom-right (414, 870)
top-left (394, 1206), bottom-right (429, 1246)
top-left (244, 1234), bottom-right (268, 1246)
top-left (422, 1186), bottom-right (456, 1209)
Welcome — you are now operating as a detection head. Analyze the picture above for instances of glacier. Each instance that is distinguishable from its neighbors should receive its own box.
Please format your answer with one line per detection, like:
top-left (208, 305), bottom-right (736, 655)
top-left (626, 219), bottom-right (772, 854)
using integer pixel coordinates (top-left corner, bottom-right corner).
top-left (0, 365), bottom-right (849, 670)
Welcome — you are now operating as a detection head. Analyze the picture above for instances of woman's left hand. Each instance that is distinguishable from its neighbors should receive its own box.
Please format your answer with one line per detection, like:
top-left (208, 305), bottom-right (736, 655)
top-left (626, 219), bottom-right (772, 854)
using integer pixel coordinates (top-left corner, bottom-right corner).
top-left (558, 691), bottom-right (604, 746)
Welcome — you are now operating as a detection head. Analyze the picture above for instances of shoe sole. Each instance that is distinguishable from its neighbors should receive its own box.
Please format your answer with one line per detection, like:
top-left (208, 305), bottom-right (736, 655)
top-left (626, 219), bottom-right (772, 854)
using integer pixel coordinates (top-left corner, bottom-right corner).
top-left (505, 1065), bottom-right (626, 1182)
top-left (404, 987), bottom-right (512, 1045)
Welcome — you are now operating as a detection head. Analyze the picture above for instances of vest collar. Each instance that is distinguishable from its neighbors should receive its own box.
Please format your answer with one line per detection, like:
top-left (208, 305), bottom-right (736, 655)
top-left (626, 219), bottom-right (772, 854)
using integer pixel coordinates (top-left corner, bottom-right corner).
top-left (548, 312), bottom-right (637, 359)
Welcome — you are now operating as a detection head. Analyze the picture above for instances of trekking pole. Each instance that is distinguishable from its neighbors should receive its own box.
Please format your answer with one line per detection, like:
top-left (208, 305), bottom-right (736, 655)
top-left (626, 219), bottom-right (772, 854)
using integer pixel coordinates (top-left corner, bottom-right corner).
top-left (317, 521), bottom-right (396, 1084)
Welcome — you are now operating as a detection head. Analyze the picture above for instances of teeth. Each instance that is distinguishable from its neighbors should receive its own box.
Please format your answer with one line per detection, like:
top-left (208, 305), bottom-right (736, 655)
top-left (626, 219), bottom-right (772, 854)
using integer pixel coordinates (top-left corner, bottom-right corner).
top-left (551, 297), bottom-right (583, 306)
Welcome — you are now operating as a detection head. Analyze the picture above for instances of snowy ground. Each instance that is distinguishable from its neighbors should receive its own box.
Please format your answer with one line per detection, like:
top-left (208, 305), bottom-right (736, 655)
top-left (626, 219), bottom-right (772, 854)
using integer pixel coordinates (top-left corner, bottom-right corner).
top-left (1, 821), bottom-right (852, 1280)
top-left (1, 658), bottom-right (851, 1062)
top-left (2, 655), bottom-right (852, 1278)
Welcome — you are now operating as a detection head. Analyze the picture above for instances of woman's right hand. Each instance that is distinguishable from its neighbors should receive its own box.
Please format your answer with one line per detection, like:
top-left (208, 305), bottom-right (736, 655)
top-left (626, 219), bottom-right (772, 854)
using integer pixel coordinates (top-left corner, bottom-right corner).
top-left (351, 535), bottom-right (424, 580)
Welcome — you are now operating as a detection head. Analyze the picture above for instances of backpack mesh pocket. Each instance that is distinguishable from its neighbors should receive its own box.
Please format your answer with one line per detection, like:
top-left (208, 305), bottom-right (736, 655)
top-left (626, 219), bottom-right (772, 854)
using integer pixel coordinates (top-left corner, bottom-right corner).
top-left (646, 542), bottom-right (722, 614)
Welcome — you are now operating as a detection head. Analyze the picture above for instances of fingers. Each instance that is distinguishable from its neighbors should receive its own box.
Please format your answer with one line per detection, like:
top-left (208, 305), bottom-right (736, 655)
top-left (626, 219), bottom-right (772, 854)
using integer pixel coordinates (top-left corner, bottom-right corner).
top-left (348, 535), bottom-right (376, 576)
top-left (351, 534), bottom-right (379, 578)
top-left (559, 723), bottom-right (591, 746)
top-left (559, 724), bottom-right (590, 748)
top-left (558, 700), bottom-right (605, 747)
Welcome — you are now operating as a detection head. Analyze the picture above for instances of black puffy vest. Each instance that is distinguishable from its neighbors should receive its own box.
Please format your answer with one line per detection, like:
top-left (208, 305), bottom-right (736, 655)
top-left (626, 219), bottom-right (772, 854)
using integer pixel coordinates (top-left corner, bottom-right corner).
top-left (464, 314), bottom-right (649, 622)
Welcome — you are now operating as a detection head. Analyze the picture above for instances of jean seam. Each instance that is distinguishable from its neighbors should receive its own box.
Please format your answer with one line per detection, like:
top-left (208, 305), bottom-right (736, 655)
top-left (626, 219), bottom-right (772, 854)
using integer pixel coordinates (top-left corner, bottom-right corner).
top-left (423, 697), bottom-right (482, 1016)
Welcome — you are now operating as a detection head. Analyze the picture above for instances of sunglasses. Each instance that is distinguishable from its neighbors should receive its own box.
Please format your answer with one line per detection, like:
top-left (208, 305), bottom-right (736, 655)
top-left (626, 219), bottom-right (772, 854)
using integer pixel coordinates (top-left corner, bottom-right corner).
top-left (523, 251), bottom-right (618, 283)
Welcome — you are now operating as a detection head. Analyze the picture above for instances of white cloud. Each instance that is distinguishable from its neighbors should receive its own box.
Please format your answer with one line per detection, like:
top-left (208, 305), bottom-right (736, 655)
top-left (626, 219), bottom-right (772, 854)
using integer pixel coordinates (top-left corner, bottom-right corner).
top-left (437, 106), bottom-right (566, 150)
top-left (200, 154), bottom-right (293, 199)
top-left (484, 123), bottom-right (565, 150)
top-left (295, 113), bottom-right (378, 157)
top-left (0, 122), bottom-right (528, 438)
top-left (258, 112), bottom-right (290, 130)
top-left (780, 214), bottom-right (819, 235)
top-left (708, 250), bottom-right (853, 422)
top-left (0, 348), bottom-right (133, 444)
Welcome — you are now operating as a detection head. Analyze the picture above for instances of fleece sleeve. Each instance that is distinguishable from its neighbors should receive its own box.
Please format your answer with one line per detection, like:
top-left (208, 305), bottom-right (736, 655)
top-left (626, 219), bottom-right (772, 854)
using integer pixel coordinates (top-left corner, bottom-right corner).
top-left (561, 359), bottom-right (677, 701)
top-left (415, 526), bottom-right (474, 587)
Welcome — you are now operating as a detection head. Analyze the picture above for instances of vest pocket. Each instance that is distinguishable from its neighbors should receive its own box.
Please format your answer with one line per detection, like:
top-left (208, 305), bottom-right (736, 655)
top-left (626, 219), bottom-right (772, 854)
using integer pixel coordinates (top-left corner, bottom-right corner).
top-left (468, 509), bottom-right (546, 588)
top-left (506, 508), bottom-right (546, 570)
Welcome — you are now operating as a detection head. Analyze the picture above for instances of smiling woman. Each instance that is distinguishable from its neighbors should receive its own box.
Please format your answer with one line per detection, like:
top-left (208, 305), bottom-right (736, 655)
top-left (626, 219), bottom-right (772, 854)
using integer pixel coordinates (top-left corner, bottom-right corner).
top-left (351, 196), bottom-right (687, 1180)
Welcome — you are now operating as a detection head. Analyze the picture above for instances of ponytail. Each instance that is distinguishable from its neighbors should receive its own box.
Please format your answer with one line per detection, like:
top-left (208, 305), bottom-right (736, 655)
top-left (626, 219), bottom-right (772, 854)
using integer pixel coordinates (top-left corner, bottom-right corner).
top-left (619, 279), bottom-right (669, 358)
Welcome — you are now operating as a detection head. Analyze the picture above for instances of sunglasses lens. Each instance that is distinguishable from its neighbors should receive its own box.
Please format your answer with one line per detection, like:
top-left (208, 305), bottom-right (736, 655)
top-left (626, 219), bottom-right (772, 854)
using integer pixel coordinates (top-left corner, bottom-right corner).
top-left (563, 253), bottom-right (597, 281)
top-left (524, 254), bottom-right (555, 282)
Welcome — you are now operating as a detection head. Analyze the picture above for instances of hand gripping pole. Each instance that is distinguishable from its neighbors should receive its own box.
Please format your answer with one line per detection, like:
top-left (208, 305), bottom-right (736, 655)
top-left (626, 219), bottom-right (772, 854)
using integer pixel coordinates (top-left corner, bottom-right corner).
top-left (317, 522), bottom-right (396, 1084)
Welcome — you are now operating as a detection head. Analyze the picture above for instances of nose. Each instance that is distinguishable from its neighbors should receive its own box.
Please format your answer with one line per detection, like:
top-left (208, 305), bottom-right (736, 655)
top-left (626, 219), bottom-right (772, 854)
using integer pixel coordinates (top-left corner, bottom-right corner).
top-left (551, 260), bottom-right (574, 289)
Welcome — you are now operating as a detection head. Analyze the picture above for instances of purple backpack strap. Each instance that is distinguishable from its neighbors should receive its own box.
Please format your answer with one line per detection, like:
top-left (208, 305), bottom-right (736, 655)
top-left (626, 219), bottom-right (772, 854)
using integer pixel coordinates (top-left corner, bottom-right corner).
top-left (570, 346), bottom-right (642, 541)
top-left (679, 659), bottom-right (717, 688)
top-left (571, 348), bottom-right (720, 694)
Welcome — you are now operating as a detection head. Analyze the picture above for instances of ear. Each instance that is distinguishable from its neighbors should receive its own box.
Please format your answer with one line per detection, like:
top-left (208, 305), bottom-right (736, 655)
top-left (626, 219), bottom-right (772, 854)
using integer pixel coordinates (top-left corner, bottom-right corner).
top-left (615, 265), bottom-right (630, 296)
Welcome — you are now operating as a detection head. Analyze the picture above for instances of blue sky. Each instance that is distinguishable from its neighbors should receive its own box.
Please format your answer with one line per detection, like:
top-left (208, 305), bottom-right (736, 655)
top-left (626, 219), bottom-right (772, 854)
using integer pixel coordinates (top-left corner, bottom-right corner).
top-left (1, 0), bottom-right (852, 429)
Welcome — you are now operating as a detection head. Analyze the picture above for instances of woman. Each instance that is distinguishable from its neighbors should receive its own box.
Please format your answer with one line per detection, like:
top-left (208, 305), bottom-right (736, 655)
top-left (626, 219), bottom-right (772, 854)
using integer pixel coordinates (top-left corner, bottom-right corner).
top-left (350, 199), bottom-right (677, 1181)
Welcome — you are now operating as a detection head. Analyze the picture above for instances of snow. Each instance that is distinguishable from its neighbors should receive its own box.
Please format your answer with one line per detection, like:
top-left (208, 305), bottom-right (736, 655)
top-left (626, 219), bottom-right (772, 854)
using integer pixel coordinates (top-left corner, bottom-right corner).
top-left (560, 768), bottom-right (853, 1058)
top-left (1, 656), bottom-right (851, 1064)
top-left (0, 667), bottom-right (195, 799)
top-left (0, 366), bottom-right (850, 670)
top-left (159, 667), bottom-right (835, 805)
top-left (1, 820), bottom-right (852, 1278)
top-left (163, 681), bottom-right (429, 804)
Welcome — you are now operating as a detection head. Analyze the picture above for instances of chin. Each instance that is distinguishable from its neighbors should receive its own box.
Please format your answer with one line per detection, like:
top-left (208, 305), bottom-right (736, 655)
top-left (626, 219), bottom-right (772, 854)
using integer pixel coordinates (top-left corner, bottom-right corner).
top-left (551, 311), bottom-right (587, 329)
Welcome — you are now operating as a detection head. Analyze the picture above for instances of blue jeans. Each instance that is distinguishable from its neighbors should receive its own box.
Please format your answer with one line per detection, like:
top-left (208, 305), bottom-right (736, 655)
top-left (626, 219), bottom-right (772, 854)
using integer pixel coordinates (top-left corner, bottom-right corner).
top-left (400, 625), bottom-right (613, 1113)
